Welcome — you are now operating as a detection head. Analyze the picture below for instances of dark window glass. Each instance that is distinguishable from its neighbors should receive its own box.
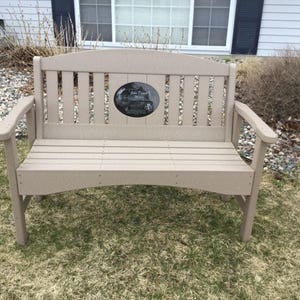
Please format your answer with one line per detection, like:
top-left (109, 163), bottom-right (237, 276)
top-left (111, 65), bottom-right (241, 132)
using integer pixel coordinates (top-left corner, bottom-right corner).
top-left (192, 0), bottom-right (230, 46)
top-left (193, 8), bottom-right (210, 27)
top-left (211, 8), bottom-right (229, 27)
top-left (98, 24), bottom-right (112, 41)
top-left (98, 0), bottom-right (111, 4)
top-left (81, 24), bottom-right (98, 40)
top-left (194, 0), bottom-right (210, 6)
top-left (80, 0), bottom-right (96, 4)
top-left (212, 0), bottom-right (230, 6)
top-left (192, 28), bottom-right (209, 45)
top-left (80, 0), bottom-right (112, 41)
top-left (97, 5), bottom-right (112, 24)
top-left (80, 5), bottom-right (97, 23)
top-left (210, 28), bottom-right (227, 45)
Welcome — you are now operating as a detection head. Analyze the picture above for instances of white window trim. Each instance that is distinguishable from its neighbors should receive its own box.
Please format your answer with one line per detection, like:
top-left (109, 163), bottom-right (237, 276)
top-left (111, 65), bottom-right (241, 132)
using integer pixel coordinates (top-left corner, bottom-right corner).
top-left (74, 0), bottom-right (237, 54)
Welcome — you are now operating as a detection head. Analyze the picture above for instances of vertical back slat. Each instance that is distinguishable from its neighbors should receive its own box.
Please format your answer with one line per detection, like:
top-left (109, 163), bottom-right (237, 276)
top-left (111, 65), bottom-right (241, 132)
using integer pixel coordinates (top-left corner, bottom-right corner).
top-left (183, 76), bottom-right (195, 126)
top-left (46, 71), bottom-right (58, 123)
top-left (33, 57), bottom-right (43, 138)
top-left (93, 73), bottom-right (105, 124)
top-left (197, 76), bottom-right (210, 126)
top-left (78, 72), bottom-right (90, 124)
top-left (168, 75), bottom-right (180, 126)
top-left (109, 73), bottom-right (128, 124)
top-left (62, 72), bottom-right (74, 124)
top-left (146, 75), bottom-right (165, 125)
top-left (127, 74), bottom-right (147, 125)
top-left (211, 77), bottom-right (224, 126)
top-left (225, 64), bottom-right (236, 141)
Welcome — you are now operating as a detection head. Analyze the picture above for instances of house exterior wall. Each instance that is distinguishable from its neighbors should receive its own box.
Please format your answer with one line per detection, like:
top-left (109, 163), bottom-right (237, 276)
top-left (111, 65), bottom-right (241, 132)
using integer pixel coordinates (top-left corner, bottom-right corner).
top-left (0, 0), bottom-right (54, 45)
top-left (257, 0), bottom-right (300, 56)
top-left (2, 0), bottom-right (300, 56)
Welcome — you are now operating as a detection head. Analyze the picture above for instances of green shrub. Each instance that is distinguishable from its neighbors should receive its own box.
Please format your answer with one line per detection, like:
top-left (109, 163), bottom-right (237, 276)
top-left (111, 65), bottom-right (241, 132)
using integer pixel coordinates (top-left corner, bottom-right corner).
top-left (236, 51), bottom-right (300, 124)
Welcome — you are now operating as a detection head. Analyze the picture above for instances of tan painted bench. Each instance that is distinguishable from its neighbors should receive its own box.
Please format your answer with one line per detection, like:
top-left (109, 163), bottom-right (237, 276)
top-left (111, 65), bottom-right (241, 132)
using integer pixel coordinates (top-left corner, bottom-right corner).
top-left (0, 50), bottom-right (277, 245)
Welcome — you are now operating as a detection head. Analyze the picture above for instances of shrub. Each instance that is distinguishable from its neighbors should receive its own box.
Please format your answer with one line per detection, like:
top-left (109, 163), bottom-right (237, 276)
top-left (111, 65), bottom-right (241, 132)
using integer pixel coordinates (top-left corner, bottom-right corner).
top-left (236, 50), bottom-right (300, 124)
top-left (0, 2), bottom-right (101, 70)
top-left (0, 15), bottom-right (80, 70)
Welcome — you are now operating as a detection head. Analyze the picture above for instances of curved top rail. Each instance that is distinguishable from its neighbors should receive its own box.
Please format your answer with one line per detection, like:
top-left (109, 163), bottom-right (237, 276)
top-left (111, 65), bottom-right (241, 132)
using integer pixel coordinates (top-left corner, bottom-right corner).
top-left (39, 49), bottom-right (230, 76)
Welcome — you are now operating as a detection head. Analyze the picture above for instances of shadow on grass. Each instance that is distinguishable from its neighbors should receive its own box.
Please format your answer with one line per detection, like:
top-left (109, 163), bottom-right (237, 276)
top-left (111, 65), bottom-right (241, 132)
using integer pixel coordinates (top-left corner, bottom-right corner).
top-left (24, 185), bottom-right (241, 255)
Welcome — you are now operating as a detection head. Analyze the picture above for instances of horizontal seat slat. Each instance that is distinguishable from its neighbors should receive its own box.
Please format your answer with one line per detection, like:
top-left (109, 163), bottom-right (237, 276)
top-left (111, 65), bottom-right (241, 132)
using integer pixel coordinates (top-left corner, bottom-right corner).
top-left (104, 154), bottom-right (240, 160)
top-left (33, 139), bottom-right (234, 149)
top-left (100, 164), bottom-right (251, 172)
top-left (32, 145), bottom-right (237, 154)
top-left (169, 149), bottom-right (236, 154)
top-left (31, 146), bottom-right (102, 153)
top-left (30, 145), bottom-right (239, 156)
top-left (23, 159), bottom-right (101, 165)
top-left (27, 148), bottom-right (237, 158)
top-left (24, 154), bottom-right (241, 162)
top-left (167, 141), bottom-right (233, 148)
top-left (28, 153), bottom-right (101, 159)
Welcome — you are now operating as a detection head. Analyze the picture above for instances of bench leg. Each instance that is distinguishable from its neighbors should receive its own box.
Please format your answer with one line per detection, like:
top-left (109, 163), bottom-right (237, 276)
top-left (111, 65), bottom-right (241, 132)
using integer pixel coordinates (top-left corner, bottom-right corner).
top-left (240, 137), bottom-right (267, 242)
top-left (240, 192), bottom-right (258, 242)
top-left (11, 194), bottom-right (28, 245)
top-left (4, 137), bottom-right (28, 245)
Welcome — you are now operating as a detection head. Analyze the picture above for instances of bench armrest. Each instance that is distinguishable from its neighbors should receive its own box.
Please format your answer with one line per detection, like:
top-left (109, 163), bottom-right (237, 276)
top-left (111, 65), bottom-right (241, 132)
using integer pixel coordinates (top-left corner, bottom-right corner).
top-left (0, 96), bottom-right (35, 141)
top-left (234, 101), bottom-right (278, 144)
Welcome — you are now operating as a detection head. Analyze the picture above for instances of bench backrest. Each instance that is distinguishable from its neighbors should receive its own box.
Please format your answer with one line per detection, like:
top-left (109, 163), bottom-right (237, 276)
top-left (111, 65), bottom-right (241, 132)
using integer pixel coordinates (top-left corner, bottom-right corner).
top-left (34, 50), bottom-right (236, 141)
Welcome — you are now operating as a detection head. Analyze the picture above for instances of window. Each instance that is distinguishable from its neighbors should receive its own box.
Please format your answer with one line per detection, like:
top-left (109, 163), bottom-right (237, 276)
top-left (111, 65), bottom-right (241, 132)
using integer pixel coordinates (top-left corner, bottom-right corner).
top-left (192, 0), bottom-right (230, 46)
top-left (80, 0), bottom-right (112, 41)
top-left (77, 0), bottom-right (234, 48)
top-left (115, 0), bottom-right (190, 44)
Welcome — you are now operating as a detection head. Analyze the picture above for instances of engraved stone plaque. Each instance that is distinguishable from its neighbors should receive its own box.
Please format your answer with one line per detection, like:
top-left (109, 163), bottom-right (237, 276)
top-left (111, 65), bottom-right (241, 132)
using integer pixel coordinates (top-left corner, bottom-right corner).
top-left (114, 82), bottom-right (160, 118)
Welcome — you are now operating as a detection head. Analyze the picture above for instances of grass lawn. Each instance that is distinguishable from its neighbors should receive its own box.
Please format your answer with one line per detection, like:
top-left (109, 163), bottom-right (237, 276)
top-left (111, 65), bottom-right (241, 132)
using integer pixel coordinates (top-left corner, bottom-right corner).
top-left (0, 139), bottom-right (299, 299)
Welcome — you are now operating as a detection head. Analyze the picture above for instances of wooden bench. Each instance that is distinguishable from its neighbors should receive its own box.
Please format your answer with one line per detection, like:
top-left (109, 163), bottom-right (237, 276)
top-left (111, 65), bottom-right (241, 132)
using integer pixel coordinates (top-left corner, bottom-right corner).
top-left (0, 50), bottom-right (277, 245)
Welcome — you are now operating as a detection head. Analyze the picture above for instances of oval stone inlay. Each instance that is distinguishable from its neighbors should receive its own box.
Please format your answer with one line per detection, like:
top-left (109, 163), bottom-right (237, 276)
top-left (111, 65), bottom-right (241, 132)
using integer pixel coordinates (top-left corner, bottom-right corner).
top-left (114, 82), bottom-right (160, 118)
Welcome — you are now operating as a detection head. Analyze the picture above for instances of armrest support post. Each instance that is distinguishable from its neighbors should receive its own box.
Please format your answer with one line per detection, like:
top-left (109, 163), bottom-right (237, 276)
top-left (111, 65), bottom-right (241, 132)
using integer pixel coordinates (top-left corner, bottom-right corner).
top-left (251, 136), bottom-right (268, 172)
top-left (232, 109), bottom-right (243, 148)
top-left (26, 105), bottom-right (36, 148)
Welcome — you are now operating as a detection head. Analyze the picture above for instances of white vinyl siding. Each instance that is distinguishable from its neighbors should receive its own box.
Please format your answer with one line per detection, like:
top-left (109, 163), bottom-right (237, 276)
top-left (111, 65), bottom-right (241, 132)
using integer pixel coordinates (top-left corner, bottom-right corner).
top-left (257, 0), bottom-right (300, 56)
top-left (0, 0), bottom-right (54, 45)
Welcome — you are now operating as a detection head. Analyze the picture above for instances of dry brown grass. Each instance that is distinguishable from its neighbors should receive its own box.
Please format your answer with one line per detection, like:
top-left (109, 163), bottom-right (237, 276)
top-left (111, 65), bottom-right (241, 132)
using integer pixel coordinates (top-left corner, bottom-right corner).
top-left (0, 3), bottom-right (83, 70)
top-left (0, 140), bottom-right (299, 299)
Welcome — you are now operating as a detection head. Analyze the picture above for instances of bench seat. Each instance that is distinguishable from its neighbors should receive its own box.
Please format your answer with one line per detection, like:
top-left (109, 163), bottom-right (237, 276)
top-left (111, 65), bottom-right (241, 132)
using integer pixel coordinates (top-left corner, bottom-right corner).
top-left (17, 139), bottom-right (254, 196)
